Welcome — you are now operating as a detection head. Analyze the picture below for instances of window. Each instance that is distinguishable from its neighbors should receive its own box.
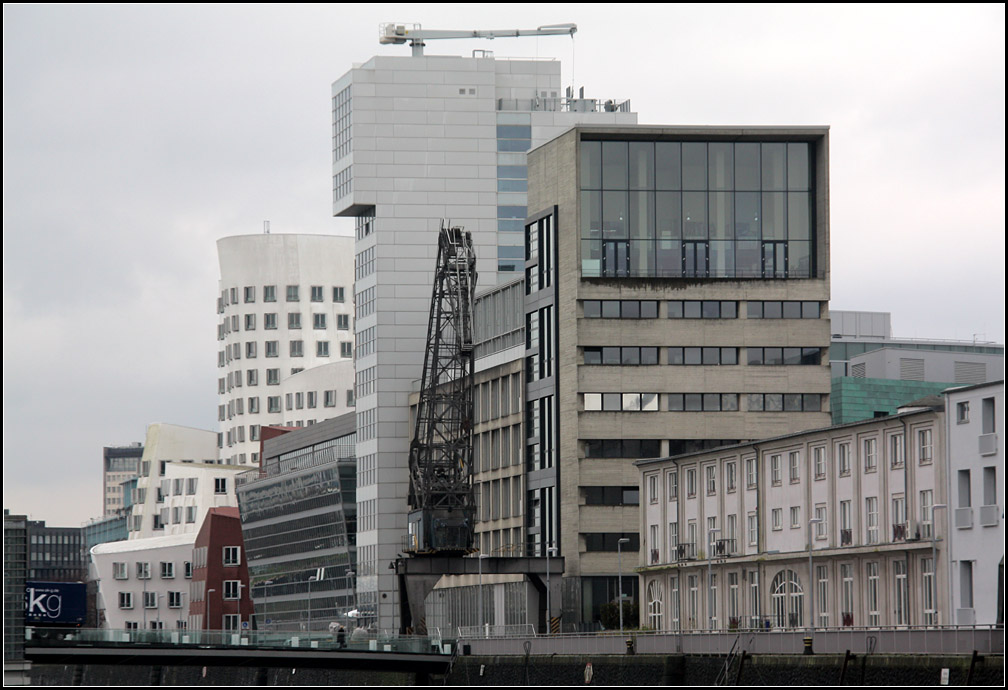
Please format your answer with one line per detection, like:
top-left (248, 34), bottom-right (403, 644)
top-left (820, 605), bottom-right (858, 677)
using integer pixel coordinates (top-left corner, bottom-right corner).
top-left (705, 465), bottom-right (716, 495)
top-left (686, 468), bottom-right (697, 498)
top-left (313, 313), bottom-right (327, 330)
top-left (245, 342), bottom-right (257, 358)
top-left (160, 561), bottom-right (174, 579)
top-left (668, 300), bottom-right (737, 319)
top-left (310, 285), bottom-right (324, 302)
top-left (223, 580), bottom-right (242, 600)
top-left (668, 347), bottom-right (738, 366)
top-left (118, 592), bottom-right (133, 609)
top-left (923, 557), bottom-right (936, 625)
top-left (863, 438), bottom-right (877, 472)
top-left (223, 546), bottom-right (241, 566)
top-left (583, 346), bottom-right (659, 366)
top-left (982, 397), bottom-right (996, 434)
top-left (143, 591), bottom-right (158, 609)
top-left (333, 286), bottom-right (345, 302)
top-left (340, 342), bottom-right (353, 358)
top-left (136, 561), bottom-right (151, 579)
top-left (247, 396), bottom-right (259, 413)
top-left (748, 513), bottom-right (758, 546)
top-left (815, 505), bottom-right (827, 539)
top-left (184, 561), bottom-right (192, 579)
top-left (266, 368), bottom-right (280, 385)
top-left (813, 446), bottom-right (825, 479)
top-left (838, 442), bottom-right (850, 476)
top-left (286, 312), bottom-right (300, 330)
top-left (223, 613), bottom-right (241, 631)
top-left (865, 497), bottom-right (878, 544)
top-left (841, 564), bottom-right (854, 624)
top-left (583, 299), bottom-right (659, 319)
top-left (290, 340), bottom-right (303, 357)
top-left (215, 477), bottom-right (227, 494)
top-left (244, 313), bottom-right (255, 331)
top-left (788, 451), bottom-right (800, 483)
top-left (866, 562), bottom-right (880, 625)
top-left (918, 429), bottom-right (933, 464)
top-left (185, 506), bottom-right (196, 524)
top-left (168, 591), bottom-right (183, 609)
top-left (263, 285), bottom-right (276, 302)
top-left (770, 454), bottom-right (781, 485)
top-left (725, 462), bottom-right (736, 492)
top-left (747, 301), bottom-right (820, 319)
top-left (746, 458), bottom-right (757, 488)
top-left (668, 471), bottom-right (678, 500)
top-left (307, 391), bottom-right (317, 408)
top-left (648, 475), bottom-right (658, 504)
top-left (285, 285), bottom-right (299, 302)
top-left (268, 395), bottom-right (280, 413)
top-left (772, 508), bottom-right (782, 530)
top-left (747, 347), bottom-right (820, 365)
top-left (790, 506), bottom-right (800, 529)
top-left (113, 562), bottom-right (128, 579)
top-left (337, 314), bottom-right (350, 330)
top-left (890, 434), bottom-right (905, 468)
top-left (816, 565), bottom-right (829, 626)
top-left (956, 401), bottom-right (970, 424)
top-left (264, 313), bottom-right (277, 330)
top-left (920, 489), bottom-right (934, 538)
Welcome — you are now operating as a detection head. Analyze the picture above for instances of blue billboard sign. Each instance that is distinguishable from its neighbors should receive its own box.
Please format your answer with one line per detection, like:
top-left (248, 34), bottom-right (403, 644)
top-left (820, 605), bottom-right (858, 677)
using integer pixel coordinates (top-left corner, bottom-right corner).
top-left (25, 581), bottom-right (87, 626)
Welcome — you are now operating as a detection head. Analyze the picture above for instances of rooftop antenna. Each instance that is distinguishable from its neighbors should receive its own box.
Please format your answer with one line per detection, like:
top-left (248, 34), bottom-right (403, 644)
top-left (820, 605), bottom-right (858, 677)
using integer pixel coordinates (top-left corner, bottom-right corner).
top-left (264, 220), bottom-right (270, 234)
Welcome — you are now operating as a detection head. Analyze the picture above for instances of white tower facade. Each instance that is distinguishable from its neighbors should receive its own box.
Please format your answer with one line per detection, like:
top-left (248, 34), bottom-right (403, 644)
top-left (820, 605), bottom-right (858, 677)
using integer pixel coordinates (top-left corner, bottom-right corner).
top-left (216, 234), bottom-right (356, 466)
top-left (332, 51), bottom-right (637, 629)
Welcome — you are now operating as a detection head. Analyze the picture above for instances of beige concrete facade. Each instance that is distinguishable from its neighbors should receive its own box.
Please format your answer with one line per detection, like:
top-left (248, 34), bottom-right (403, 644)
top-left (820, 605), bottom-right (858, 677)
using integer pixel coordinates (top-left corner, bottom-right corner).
top-left (526, 126), bottom-right (833, 625)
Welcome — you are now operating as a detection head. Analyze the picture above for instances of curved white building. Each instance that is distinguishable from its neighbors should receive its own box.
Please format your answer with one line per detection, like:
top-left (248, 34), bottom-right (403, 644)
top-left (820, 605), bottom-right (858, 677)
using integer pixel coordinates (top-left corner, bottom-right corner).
top-left (217, 234), bottom-right (356, 465)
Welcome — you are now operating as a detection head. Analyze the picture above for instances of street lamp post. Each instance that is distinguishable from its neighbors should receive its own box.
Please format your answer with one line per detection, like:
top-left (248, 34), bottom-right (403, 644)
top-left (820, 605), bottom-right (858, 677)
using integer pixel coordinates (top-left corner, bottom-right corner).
top-left (206, 588), bottom-right (216, 633)
top-left (808, 517), bottom-right (823, 634)
top-left (707, 528), bottom-right (721, 630)
top-left (617, 537), bottom-right (630, 634)
top-left (545, 542), bottom-right (556, 635)
top-left (308, 575), bottom-right (319, 634)
top-left (477, 554), bottom-right (489, 637)
top-left (931, 504), bottom-right (947, 624)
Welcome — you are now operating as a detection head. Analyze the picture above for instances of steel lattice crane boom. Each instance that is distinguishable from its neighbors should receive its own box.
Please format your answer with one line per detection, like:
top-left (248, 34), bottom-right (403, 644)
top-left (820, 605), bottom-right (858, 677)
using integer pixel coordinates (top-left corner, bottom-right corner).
top-left (380, 22), bottom-right (577, 56)
top-left (406, 222), bottom-right (477, 556)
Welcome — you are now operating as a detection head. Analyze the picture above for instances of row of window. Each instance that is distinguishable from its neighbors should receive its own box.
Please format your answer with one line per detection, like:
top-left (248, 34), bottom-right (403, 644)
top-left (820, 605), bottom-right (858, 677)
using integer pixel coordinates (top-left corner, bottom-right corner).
top-left (225, 312), bottom-right (350, 333)
top-left (585, 347), bottom-right (821, 366)
top-left (583, 300), bottom-right (820, 320)
top-left (222, 340), bottom-right (352, 361)
top-left (584, 393), bottom-right (823, 414)
top-left (118, 579), bottom-right (243, 610)
top-left (221, 285), bottom-right (346, 309)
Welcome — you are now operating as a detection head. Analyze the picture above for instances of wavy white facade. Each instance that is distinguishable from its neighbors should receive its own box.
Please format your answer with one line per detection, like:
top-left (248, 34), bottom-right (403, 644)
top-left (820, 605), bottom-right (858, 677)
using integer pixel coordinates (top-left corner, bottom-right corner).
top-left (216, 234), bottom-right (356, 465)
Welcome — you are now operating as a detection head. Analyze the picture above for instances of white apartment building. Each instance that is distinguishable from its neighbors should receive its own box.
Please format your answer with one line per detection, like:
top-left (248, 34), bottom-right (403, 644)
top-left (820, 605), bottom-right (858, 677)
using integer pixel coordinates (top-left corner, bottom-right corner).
top-left (216, 234), bottom-right (356, 466)
top-left (332, 49), bottom-right (637, 629)
top-left (637, 404), bottom-right (949, 631)
top-left (944, 381), bottom-right (1004, 625)
top-left (91, 534), bottom-right (195, 631)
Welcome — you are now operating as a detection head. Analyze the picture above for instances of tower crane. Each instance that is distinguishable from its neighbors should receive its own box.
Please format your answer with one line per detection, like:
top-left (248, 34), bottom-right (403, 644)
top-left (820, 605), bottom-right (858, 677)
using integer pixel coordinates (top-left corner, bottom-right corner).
top-left (380, 22), bottom-right (577, 56)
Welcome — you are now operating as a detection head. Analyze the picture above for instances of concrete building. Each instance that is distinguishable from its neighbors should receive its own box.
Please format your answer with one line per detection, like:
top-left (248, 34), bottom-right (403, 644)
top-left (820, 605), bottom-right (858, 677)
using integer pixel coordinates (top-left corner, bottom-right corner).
top-left (332, 50), bottom-right (637, 629)
top-left (4, 510), bottom-right (29, 679)
top-left (236, 415), bottom-right (357, 632)
top-left (126, 424), bottom-right (235, 539)
top-left (944, 381), bottom-right (1004, 626)
top-left (25, 519), bottom-right (86, 584)
top-left (525, 126), bottom-right (833, 625)
top-left (637, 403), bottom-right (949, 631)
top-left (102, 443), bottom-right (143, 517)
top-left (216, 234), bottom-right (356, 467)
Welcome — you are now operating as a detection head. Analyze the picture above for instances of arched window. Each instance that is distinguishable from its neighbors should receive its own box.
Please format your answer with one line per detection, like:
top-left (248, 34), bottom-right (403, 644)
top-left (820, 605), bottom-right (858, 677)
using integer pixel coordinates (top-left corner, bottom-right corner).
top-left (647, 579), bottom-right (663, 630)
top-left (770, 569), bottom-right (804, 628)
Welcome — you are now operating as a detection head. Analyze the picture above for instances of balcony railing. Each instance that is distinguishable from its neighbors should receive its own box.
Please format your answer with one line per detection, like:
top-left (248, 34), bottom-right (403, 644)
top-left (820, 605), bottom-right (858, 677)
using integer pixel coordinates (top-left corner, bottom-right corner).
top-left (840, 529), bottom-right (853, 546)
top-left (979, 505), bottom-right (1000, 527)
top-left (979, 433), bottom-right (997, 456)
top-left (650, 548), bottom-right (660, 565)
top-left (712, 538), bottom-right (736, 557)
top-left (892, 523), bottom-right (907, 542)
top-left (674, 542), bottom-right (697, 561)
top-left (954, 507), bottom-right (974, 529)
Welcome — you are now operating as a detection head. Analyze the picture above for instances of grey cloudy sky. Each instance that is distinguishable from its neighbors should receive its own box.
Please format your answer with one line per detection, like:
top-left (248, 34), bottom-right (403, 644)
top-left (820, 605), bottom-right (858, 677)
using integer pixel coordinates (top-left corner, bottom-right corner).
top-left (3, 4), bottom-right (1004, 526)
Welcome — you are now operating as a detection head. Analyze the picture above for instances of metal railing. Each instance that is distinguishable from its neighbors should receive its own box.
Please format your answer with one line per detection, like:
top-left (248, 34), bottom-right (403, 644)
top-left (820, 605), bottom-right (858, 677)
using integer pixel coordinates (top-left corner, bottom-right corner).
top-left (25, 626), bottom-right (454, 655)
top-left (458, 624), bottom-right (1003, 657)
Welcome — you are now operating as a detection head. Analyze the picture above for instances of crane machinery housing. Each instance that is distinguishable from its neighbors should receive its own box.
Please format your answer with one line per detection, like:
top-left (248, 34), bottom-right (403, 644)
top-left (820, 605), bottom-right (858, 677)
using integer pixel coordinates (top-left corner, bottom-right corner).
top-left (380, 22), bottom-right (577, 56)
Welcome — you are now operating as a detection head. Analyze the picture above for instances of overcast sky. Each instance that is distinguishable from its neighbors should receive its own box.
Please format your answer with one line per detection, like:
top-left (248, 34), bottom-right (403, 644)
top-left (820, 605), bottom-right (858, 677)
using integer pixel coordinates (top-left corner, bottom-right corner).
top-left (3, 4), bottom-right (1004, 526)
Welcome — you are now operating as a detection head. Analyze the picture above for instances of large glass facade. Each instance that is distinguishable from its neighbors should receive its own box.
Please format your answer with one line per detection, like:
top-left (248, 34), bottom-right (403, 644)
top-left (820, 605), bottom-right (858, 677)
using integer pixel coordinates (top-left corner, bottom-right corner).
top-left (580, 140), bottom-right (814, 279)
